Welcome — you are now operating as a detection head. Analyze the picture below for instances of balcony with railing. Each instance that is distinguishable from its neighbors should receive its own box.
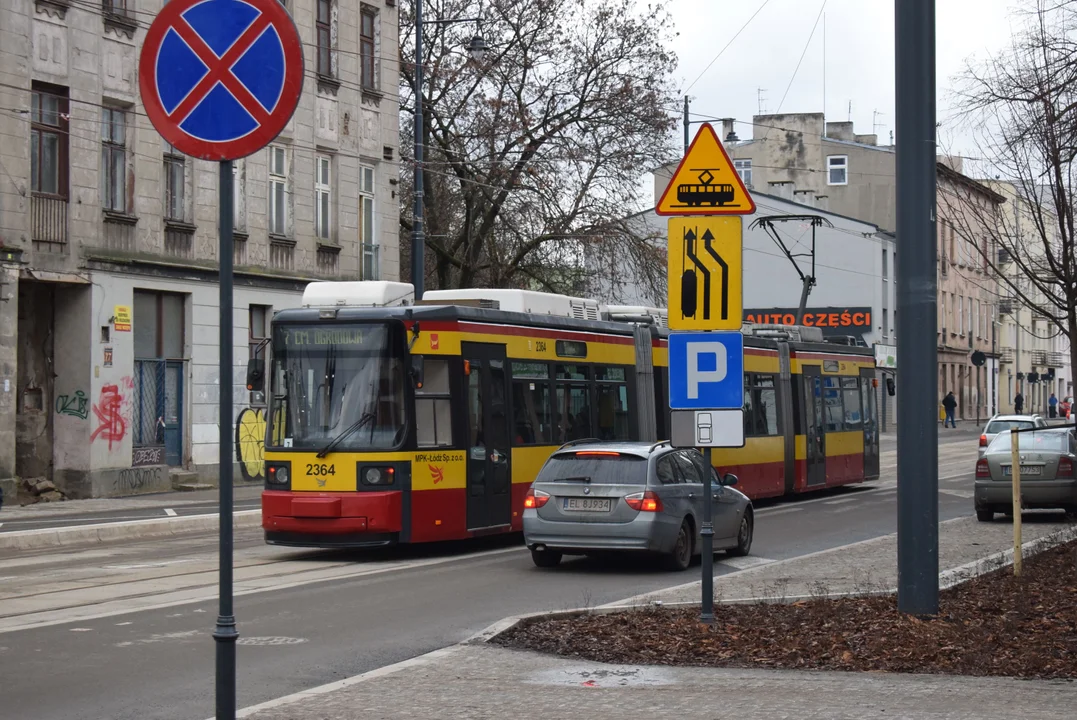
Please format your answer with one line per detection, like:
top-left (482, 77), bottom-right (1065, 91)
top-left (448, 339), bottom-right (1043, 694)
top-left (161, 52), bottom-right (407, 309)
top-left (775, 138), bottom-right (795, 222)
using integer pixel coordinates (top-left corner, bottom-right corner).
top-left (1048, 351), bottom-right (1068, 367)
top-left (999, 347), bottom-right (1015, 364)
top-left (1031, 350), bottom-right (1048, 366)
top-left (31, 194), bottom-right (68, 254)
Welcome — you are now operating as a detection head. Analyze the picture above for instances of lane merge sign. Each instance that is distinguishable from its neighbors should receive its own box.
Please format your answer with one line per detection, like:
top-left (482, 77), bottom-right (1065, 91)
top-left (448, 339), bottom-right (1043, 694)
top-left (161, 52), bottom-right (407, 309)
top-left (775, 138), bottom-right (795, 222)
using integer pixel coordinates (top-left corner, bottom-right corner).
top-left (667, 216), bottom-right (743, 331)
top-left (139, 0), bottom-right (304, 161)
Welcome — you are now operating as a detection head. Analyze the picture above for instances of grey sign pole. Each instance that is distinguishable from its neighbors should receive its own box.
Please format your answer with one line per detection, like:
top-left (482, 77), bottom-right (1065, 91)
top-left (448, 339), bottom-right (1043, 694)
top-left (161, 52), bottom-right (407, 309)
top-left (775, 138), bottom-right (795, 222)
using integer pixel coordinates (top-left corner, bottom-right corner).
top-left (700, 446), bottom-right (714, 623)
top-left (894, 0), bottom-right (939, 615)
top-left (214, 159), bottom-right (238, 719)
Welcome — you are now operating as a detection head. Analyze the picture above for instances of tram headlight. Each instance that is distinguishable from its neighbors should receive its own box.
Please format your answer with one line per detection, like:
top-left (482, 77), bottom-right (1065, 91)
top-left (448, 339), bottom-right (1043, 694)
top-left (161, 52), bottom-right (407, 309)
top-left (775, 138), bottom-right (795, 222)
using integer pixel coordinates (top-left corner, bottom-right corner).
top-left (361, 466), bottom-right (395, 486)
top-left (268, 464), bottom-right (290, 485)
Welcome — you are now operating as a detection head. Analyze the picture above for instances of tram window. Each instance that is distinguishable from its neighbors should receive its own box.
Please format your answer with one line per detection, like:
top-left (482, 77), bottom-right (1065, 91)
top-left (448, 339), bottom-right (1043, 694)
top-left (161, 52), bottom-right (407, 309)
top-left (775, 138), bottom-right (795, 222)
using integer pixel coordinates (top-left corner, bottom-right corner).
top-left (823, 377), bottom-right (844, 432)
top-left (842, 377), bottom-right (863, 430)
top-left (415, 358), bottom-right (452, 448)
top-left (743, 373), bottom-right (779, 436)
top-left (596, 383), bottom-right (629, 440)
top-left (595, 366), bottom-right (626, 382)
top-left (556, 384), bottom-right (591, 442)
top-left (512, 378), bottom-right (552, 445)
top-left (556, 364), bottom-right (589, 381)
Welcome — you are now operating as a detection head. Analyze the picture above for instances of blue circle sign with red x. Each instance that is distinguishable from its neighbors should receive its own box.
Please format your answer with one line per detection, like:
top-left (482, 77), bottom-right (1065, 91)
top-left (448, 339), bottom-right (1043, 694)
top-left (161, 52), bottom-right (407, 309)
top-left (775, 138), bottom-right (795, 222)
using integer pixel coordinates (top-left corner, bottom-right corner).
top-left (139, 0), bottom-right (304, 161)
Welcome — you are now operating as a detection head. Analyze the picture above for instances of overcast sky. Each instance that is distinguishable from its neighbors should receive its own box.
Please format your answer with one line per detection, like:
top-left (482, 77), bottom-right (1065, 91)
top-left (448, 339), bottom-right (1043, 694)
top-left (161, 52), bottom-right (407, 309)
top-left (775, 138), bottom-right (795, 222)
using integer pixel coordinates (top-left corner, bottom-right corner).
top-left (664, 0), bottom-right (1021, 157)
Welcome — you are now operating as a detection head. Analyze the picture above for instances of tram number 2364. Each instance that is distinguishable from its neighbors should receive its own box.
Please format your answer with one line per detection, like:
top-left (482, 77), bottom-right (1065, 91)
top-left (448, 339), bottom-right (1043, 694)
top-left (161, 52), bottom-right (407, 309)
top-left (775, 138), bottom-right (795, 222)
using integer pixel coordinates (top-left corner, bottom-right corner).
top-left (306, 463), bottom-right (336, 476)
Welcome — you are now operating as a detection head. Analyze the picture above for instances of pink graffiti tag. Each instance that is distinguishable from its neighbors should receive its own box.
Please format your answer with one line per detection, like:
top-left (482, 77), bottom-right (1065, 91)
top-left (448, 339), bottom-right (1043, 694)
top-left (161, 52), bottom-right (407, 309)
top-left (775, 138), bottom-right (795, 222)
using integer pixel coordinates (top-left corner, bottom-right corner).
top-left (91, 384), bottom-right (127, 449)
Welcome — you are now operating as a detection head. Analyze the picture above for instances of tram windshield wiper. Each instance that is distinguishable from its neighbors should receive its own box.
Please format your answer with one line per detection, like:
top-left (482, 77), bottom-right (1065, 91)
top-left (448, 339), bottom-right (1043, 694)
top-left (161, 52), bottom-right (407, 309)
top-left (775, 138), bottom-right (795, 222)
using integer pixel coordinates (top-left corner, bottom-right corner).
top-left (316, 410), bottom-right (376, 459)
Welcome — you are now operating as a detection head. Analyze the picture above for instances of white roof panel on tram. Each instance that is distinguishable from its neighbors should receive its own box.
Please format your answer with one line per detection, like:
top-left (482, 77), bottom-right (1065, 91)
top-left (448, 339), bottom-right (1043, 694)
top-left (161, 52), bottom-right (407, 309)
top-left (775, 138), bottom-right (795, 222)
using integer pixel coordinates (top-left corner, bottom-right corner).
top-left (302, 281), bottom-right (415, 308)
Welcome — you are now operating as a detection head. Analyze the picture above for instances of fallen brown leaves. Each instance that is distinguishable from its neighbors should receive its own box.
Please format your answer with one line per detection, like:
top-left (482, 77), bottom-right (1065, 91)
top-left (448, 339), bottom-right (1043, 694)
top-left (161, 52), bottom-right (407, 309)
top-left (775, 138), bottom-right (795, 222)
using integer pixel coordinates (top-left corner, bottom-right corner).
top-left (494, 539), bottom-right (1077, 678)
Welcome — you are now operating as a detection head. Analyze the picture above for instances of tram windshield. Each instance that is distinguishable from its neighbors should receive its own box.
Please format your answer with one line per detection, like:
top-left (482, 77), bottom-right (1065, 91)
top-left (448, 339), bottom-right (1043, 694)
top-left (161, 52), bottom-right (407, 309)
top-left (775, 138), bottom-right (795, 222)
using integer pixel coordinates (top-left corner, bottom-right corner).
top-left (269, 323), bottom-right (407, 451)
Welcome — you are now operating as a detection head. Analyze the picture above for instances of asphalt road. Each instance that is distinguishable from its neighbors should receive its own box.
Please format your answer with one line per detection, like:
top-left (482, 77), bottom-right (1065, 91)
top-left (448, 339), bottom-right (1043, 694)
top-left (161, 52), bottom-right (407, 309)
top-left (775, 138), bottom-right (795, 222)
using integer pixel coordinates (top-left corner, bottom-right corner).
top-left (0, 437), bottom-right (987, 720)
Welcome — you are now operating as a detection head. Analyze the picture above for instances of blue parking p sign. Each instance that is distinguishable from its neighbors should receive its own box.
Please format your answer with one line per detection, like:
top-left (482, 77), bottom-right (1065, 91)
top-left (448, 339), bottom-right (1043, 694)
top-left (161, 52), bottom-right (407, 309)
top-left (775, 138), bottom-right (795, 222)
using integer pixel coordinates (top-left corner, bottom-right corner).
top-left (668, 332), bottom-right (744, 410)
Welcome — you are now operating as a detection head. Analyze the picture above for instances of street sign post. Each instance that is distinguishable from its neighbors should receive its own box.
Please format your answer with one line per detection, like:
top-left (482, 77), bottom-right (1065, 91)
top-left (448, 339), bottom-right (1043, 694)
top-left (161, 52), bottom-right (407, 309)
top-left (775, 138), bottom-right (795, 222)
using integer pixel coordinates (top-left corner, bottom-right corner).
top-left (139, 2), bottom-right (303, 717)
top-left (661, 123), bottom-right (754, 625)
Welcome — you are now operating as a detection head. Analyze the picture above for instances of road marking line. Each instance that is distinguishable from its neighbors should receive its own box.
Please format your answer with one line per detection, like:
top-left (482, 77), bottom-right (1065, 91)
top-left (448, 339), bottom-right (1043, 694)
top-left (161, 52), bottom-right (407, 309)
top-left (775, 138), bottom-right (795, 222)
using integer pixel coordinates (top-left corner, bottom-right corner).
top-left (755, 506), bottom-right (802, 517)
top-left (164, 508), bottom-right (177, 517)
top-left (939, 489), bottom-right (975, 499)
top-left (821, 496), bottom-right (860, 505)
top-left (0, 545), bottom-right (525, 634)
top-left (115, 622), bottom-right (133, 626)
top-left (69, 627), bottom-right (92, 632)
top-left (719, 556), bottom-right (774, 570)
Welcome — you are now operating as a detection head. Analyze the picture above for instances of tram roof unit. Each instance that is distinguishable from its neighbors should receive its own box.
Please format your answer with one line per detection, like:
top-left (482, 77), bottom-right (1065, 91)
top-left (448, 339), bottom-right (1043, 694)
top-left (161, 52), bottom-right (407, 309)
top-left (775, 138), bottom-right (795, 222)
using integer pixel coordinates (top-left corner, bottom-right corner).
top-left (283, 281), bottom-right (871, 358)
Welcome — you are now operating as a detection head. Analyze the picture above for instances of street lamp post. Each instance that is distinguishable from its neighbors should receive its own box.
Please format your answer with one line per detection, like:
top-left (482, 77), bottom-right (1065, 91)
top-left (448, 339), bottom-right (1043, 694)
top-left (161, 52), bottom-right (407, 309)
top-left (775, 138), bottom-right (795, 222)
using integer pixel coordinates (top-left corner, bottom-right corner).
top-left (412, 3), bottom-right (486, 300)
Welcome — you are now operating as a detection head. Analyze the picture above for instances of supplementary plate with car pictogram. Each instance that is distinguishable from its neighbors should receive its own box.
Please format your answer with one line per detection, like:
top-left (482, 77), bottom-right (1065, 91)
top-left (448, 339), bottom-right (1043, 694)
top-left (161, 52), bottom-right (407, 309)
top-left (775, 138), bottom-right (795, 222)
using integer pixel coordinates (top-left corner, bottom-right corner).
top-left (138, 0), bottom-right (305, 161)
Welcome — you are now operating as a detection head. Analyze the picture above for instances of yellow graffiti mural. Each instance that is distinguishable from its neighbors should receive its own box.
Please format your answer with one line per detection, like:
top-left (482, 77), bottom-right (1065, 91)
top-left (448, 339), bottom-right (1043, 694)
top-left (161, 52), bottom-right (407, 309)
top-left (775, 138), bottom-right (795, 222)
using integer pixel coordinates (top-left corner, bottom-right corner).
top-left (236, 408), bottom-right (266, 481)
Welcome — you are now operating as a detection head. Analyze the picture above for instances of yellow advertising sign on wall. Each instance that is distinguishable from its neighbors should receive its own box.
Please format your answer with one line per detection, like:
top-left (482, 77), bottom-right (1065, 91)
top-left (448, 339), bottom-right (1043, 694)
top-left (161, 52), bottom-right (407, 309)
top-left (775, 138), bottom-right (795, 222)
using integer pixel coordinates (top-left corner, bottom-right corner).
top-left (114, 305), bottom-right (132, 332)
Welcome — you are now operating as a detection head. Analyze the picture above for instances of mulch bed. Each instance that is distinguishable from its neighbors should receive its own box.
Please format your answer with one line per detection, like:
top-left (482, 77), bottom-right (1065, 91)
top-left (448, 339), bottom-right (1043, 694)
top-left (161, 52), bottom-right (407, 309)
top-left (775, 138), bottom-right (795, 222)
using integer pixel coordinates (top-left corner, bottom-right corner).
top-left (494, 539), bottom-right (1077, 678)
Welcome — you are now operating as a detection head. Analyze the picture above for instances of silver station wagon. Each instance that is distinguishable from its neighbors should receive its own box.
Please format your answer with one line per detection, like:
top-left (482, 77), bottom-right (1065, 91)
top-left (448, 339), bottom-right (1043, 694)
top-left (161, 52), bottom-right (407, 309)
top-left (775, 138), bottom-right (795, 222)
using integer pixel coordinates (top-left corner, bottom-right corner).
top-left (975, 428), bottom-right (1077, 521)
top-left (522, 441), bottom-right (754, 570)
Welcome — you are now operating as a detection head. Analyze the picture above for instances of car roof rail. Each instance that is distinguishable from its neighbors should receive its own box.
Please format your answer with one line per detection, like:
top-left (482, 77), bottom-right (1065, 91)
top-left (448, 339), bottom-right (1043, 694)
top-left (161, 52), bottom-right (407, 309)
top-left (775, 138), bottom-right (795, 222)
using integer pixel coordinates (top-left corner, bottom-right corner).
top-left (648, 440), bottom-right (671, 453)
top-left (557, 438), bottom-right (602, 451)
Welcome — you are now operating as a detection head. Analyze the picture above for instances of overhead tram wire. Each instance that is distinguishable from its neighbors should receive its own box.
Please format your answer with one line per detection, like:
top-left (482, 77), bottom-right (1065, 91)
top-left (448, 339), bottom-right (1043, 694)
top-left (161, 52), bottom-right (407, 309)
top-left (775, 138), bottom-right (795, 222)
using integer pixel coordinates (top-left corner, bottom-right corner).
top-left (684, 0), bottom-right (773, 94)
top-left (763, 0), bottom-right (826, 141)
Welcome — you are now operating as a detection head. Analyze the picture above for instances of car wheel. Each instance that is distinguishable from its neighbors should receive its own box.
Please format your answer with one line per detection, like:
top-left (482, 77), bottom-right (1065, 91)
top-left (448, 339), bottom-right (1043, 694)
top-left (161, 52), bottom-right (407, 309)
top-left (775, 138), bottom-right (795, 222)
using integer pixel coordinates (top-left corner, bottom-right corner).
top-left (976, 508), bottom-right (994, 522)
top-left (530, 548), bottom-right (562, 568)
top-left (663, 519), bottom-right (693, 571)
top-left (728, 510), bottom-right (754, 557)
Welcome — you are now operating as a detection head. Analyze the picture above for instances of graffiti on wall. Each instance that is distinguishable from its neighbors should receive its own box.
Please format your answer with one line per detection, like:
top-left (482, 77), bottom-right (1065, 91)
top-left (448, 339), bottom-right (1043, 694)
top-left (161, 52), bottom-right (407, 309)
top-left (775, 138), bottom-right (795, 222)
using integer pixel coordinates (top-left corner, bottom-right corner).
top-left (115, 465), bottom-right (163, 494)
top-left (91, 384), bottom-right (127, 450)
top-left (56, 390), bottom-right (89, 420)
top-left (132, 445), bottom-right (165, 467)
top-left (236, 407), bottom-right (266, 481)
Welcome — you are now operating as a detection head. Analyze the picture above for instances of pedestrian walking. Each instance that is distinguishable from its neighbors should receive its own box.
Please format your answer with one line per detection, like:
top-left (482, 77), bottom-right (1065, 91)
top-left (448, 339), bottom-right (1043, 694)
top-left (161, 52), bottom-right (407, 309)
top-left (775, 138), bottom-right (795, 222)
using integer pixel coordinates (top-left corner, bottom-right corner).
top-left (1049, 392), bottom-right (1058, 418)
top-left (942, 391), bottom-right (958, 428)
top-left (1014, 391), bottom-right (1024, 414)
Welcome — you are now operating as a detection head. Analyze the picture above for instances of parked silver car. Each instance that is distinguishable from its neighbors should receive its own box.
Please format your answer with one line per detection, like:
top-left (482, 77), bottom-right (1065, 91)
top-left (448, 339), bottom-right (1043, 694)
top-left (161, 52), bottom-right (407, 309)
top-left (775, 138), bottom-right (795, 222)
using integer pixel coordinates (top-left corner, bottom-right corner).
top-left (522, 441), bottom-right (753, 570)
top-left (978, 414), bottom-right (1048, 456)
top-left (974, 428), bottom-right (1077, 521)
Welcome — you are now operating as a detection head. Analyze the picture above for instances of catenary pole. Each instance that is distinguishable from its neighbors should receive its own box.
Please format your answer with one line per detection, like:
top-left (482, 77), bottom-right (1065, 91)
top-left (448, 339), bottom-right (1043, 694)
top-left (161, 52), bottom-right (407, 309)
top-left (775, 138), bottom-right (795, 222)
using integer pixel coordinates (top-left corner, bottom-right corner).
top-left (894, 0), bottom-right (939, 615)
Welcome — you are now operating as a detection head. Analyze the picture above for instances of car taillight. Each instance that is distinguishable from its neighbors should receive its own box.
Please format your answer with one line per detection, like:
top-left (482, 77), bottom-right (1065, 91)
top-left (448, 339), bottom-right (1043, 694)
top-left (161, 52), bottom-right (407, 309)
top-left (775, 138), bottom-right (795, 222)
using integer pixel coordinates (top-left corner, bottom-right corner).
top-left (979, 434), bottom-right (988, 447)
top-left (524, 487), bottom-right (550, 509)
top-left (625, 491), bottom-right (663, 513)
top-left (976, 459), bottom-right (990, 478)
top-left (1059, 458), bottom-right (1074, 477)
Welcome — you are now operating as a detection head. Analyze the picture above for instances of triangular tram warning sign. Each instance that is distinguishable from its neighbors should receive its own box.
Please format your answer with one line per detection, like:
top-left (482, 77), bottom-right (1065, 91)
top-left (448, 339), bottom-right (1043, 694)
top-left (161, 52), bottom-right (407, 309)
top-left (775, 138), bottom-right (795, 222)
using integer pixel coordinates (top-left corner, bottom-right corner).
top-left (656, 123), bottom-right (755, 215)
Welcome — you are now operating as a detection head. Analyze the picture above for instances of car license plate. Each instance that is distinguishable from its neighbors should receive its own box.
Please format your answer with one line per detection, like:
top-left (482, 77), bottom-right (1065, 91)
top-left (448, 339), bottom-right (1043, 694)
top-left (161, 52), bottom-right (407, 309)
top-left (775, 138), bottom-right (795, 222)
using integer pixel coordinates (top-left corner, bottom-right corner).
top-left (1003, 465), bottom-right (1043, 476)
top-left (563, 497), bottom-right (612, 512)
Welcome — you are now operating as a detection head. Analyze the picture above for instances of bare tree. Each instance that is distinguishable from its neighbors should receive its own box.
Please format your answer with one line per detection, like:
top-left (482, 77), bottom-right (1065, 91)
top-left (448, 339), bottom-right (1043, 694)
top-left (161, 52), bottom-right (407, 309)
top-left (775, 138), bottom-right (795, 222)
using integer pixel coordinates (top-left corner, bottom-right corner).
top-left (947, 0), bottom-right (1077, 376)
top-left (398, 0), bottom-right (678, 294)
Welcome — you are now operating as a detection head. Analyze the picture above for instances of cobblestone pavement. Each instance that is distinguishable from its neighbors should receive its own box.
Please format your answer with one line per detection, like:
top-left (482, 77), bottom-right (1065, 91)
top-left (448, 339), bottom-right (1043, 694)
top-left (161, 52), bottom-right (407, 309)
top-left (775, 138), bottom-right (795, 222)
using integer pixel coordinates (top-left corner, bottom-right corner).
top-left (239, 515), bottom-right (1077, 720)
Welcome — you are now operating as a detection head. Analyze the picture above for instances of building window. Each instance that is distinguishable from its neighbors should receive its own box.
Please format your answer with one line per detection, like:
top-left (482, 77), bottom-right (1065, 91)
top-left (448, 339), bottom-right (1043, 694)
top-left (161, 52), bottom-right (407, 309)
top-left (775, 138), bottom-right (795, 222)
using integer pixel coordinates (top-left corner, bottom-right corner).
top-left (882, 308), bottom-right (888, 341)
top-left (826, 155), bottom-right (848, 185)
top-left (360, 8), bottom-right (376, 89)
top-left (734, 159), bottom-right (752, 187)
top-left (164, 144), bottom-right (186, 221)
top-left (31, 85), bottom-right (68, 197)
top-left (316, 0), bottom-right (334, 77)
top-left (268, 145), bottom-right (289, 236)
top-left (249, 305), bottom-right (270, 405)
top-left (360, 165), bottom-right (377, 279)
top-left (881, 249), bottom-right (888, 280)
top-left (101, 106), bottom-right (127, 212)
top-left (315, 154), bottom-right (332, 240)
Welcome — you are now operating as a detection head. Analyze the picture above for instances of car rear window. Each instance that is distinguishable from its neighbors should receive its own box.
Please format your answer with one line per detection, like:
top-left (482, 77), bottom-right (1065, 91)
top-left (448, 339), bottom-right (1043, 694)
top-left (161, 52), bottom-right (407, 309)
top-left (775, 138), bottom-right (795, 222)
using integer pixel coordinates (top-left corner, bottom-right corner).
top-left (536, 454), bottom-right (648, 485)
top-left (985, 420), bottom-right (1034, 434)
top-left (987, 431), bottom-right (1069, 453)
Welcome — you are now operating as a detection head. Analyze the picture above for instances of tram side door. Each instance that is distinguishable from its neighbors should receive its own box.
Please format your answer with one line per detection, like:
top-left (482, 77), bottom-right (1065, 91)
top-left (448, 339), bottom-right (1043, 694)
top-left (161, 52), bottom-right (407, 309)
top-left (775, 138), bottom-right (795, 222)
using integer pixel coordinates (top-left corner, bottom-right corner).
top-left (802, 366), bottom-right (827, 487)
top-left (462, 343), bottom-right (513, 531)
top-left (860, 369), bottom-right (881, 480)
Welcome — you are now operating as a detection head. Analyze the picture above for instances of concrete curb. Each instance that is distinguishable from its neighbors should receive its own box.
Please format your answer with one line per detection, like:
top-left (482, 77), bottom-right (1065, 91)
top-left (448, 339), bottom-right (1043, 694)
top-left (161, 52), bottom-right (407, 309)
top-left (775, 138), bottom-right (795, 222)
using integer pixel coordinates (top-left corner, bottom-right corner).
top-left (0, 509), bottom-right (262, 551)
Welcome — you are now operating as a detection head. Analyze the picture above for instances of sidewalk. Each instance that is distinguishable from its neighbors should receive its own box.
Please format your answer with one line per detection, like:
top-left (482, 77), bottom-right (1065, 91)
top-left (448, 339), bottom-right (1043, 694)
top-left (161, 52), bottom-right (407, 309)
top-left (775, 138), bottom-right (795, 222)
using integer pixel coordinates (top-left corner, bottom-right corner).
top-left (236, 515), bottom-right (1077, 720)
